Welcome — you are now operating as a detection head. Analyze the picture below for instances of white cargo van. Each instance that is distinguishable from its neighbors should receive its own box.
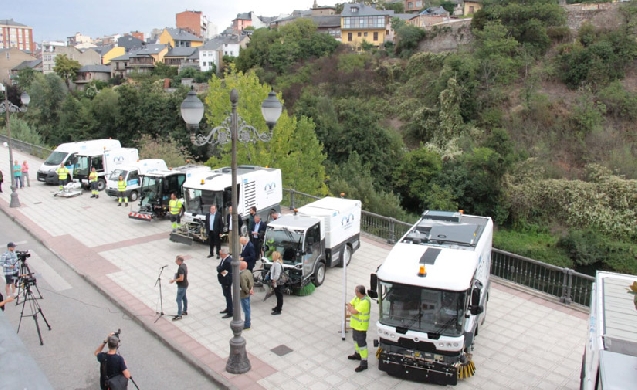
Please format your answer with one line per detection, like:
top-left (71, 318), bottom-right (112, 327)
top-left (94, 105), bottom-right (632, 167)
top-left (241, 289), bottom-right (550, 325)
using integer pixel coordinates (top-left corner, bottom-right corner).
top-left (106, 159), bottom-right (168, 201)
top-left (37, 139), bottom-right (121, 184)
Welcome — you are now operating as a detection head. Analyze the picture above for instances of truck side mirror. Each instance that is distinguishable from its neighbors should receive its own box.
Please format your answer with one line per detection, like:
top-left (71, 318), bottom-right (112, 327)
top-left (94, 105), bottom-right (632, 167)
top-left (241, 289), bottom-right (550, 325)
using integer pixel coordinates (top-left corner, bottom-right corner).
top-left (469, 288), bottom-right (483, 315)
top-left (368, 273), bottom-right (378, 299)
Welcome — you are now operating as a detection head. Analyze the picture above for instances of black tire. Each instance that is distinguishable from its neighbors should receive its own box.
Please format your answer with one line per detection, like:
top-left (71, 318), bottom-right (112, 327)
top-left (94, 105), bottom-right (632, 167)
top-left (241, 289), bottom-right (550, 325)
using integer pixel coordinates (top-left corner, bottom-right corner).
top-left (97, 179), bottom-right (106, 191)
top-left (313, 261), bottom-right (326, 287)
top-left (130, 190), bottom-right (138, 202)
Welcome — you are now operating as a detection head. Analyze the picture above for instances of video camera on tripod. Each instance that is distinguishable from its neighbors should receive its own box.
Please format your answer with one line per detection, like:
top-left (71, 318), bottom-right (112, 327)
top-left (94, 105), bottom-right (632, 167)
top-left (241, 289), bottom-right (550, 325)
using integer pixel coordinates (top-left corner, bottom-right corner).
top-left (16, 250), bottom-right (37, 287)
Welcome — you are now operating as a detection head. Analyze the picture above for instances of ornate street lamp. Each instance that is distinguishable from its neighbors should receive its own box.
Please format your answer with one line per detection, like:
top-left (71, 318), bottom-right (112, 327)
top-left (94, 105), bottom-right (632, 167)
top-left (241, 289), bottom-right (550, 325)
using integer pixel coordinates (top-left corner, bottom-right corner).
top-left (0, 84), bottom-right (30, 208)
top-left (180, 88), bottom-right (282, 374)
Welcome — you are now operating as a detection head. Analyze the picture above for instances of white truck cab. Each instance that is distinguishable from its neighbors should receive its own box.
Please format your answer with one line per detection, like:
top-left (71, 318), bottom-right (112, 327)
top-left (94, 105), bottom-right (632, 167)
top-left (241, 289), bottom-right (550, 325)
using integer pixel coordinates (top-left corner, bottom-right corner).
top-left (106, 159), bottom-right (167, 201)
top-left (580, 271), bottom-right (637, 390)
top-left (37, 139), bottom-right (121, 184)
top-left (74, 147), bottom-right (138, 190)
top-left (369, 210), bottom-right (493, 386)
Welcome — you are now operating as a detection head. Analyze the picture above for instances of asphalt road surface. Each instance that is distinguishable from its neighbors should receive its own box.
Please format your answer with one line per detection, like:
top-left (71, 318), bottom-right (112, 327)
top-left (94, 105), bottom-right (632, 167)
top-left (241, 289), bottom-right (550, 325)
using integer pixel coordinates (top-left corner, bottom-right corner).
top-left (0, 211), bottom-right (219, 390)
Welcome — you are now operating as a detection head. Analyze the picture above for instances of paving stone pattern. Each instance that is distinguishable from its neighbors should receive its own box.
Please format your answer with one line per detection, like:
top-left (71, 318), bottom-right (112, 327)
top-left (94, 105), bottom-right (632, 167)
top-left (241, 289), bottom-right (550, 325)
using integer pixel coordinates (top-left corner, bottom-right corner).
top-left (0, 149), bottom-right (587, 389)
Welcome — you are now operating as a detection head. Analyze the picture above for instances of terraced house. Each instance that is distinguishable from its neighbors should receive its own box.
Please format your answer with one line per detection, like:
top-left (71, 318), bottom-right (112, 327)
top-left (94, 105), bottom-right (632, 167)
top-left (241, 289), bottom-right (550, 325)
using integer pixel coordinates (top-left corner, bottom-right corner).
top-left (341, 2), bottom-right (394, 49)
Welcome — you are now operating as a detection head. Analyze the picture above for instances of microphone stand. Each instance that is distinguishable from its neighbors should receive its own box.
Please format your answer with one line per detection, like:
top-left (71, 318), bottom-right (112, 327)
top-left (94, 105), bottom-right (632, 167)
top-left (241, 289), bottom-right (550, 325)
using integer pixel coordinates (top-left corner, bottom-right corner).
top-left (154, 265), bottom-right (168, 323)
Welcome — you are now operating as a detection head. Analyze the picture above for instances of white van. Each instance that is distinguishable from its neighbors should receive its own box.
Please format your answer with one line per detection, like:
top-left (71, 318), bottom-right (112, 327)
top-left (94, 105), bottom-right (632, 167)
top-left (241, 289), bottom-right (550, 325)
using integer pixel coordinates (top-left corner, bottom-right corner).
top-left (37, 139), bottom-right (121, 184)
top-left (106, 159), bottom-right (168, 201)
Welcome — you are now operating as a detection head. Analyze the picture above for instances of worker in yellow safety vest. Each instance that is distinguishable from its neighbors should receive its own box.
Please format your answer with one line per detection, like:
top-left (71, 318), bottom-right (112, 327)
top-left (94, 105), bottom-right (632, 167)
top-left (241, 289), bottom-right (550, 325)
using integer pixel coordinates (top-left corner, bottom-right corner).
top-left (56, 163), bottom-right (69, 191)
top-left (169, 192), bottom-right (183, 233)
top-left (89, 167), bottom-right (99, 199)
top-left (346, 284), bottom-right (372, 373)
top-left (117, 175), bottom-right (128, 207)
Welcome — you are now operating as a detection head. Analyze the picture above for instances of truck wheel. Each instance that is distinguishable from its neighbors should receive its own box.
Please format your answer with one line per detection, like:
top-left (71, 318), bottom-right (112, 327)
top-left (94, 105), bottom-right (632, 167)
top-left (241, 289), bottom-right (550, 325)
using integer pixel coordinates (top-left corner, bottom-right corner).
top-left (340, 246), bottom-right (352, 267)
top-left (313, 262), bottom-right (326, 287)
top-left (130, 191), bottom-right (138, 202)
top-left (97, 179), bottom-right (106, 191)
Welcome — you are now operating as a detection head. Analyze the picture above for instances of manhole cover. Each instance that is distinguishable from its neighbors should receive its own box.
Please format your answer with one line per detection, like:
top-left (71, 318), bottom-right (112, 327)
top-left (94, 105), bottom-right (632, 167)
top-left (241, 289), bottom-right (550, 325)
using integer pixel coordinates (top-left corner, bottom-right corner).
top-left (271, 345), bottom-right (293, 356)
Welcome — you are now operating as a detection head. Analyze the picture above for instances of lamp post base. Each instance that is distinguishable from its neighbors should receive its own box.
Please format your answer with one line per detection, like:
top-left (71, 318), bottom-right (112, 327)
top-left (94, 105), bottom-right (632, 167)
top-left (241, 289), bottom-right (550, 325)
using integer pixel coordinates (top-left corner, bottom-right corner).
top-left (9, 190), bottom-right (20, 208)
top-left (226, 319), bottom-right (250, 374)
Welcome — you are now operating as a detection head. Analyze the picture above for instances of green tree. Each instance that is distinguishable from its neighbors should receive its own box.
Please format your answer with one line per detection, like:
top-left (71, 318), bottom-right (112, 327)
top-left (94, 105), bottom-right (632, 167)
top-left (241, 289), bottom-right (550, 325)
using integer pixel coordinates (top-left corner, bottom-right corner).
top-left (53, 54), bottom-right (81, 89)
top-left (136, 134), bottom-right (192, 167)
top-left (15, 68), bottom-right (36, 90)
top-left (24, 73), bottom-right (67, 143)
top-left (204, 68), bottom-right (328, 195)
top-left (2, 116), bottom-right (43, 146)
top-left (90, 88), bottom-right (121, 139)
top-left (474, 21), bottom-right (520, 89)
top-left (328, 152), bottom-right (409, 220)
top-left (152, 62), bottom-right (178, 79)
top-left (395, 147), bottom-right (443, 212)
top-left (57, 95), bottom-right (95, 142)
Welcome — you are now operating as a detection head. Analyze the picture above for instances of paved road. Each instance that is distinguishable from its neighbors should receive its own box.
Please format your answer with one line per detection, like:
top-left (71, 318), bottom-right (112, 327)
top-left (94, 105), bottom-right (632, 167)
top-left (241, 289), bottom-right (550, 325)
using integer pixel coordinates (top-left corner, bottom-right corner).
top-left (0, 211), bottom-right (219, 390)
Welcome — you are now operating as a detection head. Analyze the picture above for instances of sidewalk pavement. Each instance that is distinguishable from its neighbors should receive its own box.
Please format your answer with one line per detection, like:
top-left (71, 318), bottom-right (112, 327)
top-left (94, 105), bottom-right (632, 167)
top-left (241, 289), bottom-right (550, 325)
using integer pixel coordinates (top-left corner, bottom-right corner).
top-left (0, 147), bottom-right (587, 390)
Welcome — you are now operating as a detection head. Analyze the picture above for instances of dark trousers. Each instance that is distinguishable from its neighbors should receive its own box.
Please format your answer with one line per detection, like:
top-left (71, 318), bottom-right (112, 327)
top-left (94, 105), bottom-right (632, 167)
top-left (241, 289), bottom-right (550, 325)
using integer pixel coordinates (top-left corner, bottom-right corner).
top-left (209, 233), bottom-right (221, 256)
top-left (222, 284), bottom-right (233, 314)
top-left (247, 260), bottom-right (256, 273)
top-left (273, 284), bottom-right (283, 312)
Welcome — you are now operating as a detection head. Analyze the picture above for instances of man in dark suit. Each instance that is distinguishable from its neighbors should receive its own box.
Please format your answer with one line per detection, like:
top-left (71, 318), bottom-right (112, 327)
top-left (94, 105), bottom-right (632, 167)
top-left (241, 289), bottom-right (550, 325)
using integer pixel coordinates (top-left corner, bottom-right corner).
top-left (216, 248), bottom-right (233, 318)
top-left (225, 205), bottom-right (243, 255)
top-left (250, 215), bottom-right (267, 258)
top-left (239, 236), bottom-right (257, 272)
top-left (206, 205), bottom-right (223, 259)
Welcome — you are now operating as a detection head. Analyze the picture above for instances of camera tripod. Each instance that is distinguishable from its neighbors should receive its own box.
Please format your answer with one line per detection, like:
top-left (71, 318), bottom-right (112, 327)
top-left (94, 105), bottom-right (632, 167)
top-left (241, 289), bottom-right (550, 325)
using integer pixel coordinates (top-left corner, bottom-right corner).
top-left (154, 265), bottom-right (168, 323)
top-left (17, 281), bottom-right (51, 345)
top-left (15, 261), bottom-right (43, 304)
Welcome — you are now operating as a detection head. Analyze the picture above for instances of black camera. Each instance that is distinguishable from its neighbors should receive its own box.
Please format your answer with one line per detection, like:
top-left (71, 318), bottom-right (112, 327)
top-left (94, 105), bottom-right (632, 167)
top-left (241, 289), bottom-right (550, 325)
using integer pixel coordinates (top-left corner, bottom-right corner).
top-left (16, 250), bottom-right (30, 260)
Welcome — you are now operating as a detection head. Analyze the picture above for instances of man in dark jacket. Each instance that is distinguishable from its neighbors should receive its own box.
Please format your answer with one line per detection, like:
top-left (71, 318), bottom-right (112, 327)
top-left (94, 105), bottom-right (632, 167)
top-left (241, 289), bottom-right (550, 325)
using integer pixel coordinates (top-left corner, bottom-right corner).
top-left (239, 236), bottom-right (257, 272)
top-left (216, 248), bottom-right (233, 318)
top-left (206, 205), bottom-right (223, 259)
top-left (250, 215), bottom-right (267, 258)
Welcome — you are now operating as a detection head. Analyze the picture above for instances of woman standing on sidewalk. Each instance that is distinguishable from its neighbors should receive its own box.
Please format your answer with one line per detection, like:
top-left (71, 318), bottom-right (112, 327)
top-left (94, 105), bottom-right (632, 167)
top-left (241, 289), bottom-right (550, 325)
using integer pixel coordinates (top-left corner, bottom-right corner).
top-left (12, 160), bottom-right (22, 189)
top-left (270, 251), bottom-right (284, 315)
top-left (0, 169), bottom-right (3, 192)
top-left (21, 160), bottom-right (29, 187)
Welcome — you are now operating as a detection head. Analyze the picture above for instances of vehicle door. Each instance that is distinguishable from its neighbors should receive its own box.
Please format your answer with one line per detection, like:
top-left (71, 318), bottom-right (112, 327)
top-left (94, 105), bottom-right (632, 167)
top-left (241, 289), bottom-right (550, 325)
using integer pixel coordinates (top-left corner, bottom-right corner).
top-left (303, 223), bottom-right (322, 278)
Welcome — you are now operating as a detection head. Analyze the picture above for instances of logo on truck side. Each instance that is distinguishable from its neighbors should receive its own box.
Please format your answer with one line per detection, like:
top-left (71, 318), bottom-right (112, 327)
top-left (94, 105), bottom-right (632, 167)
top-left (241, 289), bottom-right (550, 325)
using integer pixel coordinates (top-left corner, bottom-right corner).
top-left (113, 156), bottom-right (125, 164)
top-left (264, 182), bottom-right (276, 196)
top-left (342, 213), bottom-right (355, 229)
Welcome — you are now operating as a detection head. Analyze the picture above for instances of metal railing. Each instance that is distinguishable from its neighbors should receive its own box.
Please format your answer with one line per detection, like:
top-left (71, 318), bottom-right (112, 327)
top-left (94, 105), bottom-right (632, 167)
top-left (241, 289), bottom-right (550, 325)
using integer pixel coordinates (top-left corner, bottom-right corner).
top-left (492, 249), bottom-right (594, 306)
top-left (283, 188), bottom-right (596, 307)
top-left (0, 135), bottom-right (52, 160)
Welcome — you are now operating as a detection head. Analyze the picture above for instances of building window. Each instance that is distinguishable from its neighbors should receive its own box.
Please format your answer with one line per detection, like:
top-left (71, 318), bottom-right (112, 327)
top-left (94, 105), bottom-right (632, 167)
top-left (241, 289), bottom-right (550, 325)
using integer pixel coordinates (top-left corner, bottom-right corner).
top-left (348, 32), bottom-right (352, 42)
top-left (203, 62), bottom-right (206, 66)
top-left (357, 32), bottom-right (361, 37)
top-left (364, 32), bottom-right (368, 37)
top-left (373, 32), bottom-right (379, 41)
top-left (408, 2), bottom-right (413, 9)
top-left (203, 52), bottom-right (207, 57)
top-left (469, 6), bottom-right (475, 13)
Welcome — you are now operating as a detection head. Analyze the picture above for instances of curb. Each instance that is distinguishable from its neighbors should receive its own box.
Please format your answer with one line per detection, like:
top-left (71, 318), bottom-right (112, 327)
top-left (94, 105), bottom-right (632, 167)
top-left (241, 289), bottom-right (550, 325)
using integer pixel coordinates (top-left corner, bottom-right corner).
top-left (0, 199), bottom-right (236, 390)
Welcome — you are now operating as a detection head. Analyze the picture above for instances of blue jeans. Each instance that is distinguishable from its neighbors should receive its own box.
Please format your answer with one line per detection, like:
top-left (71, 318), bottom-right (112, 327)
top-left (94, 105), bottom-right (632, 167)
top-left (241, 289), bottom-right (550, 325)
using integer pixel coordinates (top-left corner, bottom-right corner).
top-left (241, 297), bottom-right (251, 328)
top-left (176, 287), bottom-right (188, 316)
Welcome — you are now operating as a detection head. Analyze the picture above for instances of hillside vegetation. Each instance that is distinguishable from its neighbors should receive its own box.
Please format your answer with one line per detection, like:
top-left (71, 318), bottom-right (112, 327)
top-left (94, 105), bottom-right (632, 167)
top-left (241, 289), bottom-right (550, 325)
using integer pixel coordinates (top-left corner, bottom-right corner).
top-left (4, 0), bottom-right (637, 274)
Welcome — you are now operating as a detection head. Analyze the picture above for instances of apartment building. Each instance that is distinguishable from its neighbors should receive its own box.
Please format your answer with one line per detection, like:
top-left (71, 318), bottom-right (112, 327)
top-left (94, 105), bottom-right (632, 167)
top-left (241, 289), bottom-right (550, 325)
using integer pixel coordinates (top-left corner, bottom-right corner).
top-left (0, 19), bottom-right (35, 52)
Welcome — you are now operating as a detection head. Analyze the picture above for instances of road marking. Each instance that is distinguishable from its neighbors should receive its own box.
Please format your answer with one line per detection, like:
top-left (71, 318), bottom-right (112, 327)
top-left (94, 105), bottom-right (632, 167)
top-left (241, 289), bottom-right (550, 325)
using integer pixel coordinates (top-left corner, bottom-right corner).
top-left (13, 240), bottom-right (28, 245)
top-left (23, 251), bottom-right (72, 292)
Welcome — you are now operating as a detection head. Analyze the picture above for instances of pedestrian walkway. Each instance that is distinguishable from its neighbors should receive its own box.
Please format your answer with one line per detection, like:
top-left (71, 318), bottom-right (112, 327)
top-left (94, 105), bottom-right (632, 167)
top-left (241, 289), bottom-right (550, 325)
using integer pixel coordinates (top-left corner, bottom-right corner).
top-left (0, 147), bottom-right (587, 390)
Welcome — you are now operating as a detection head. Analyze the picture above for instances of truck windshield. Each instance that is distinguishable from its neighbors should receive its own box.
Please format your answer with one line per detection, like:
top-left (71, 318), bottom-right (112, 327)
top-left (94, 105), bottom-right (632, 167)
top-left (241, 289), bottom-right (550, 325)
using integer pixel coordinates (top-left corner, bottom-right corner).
top-left (109, 169), bottom-right (128, 180)
top-left (184, 189), bottom-right (224, 214)
top-left (379, 282), bottom-right (466, 337)
top-left (264, 229), bottom-right (303, 264)
top-left (44, 151), bottom-right (68, 166)
top-left (140, 176), bottom-right (160, 206)
top-left (74, 156), bottom-right (91, 177)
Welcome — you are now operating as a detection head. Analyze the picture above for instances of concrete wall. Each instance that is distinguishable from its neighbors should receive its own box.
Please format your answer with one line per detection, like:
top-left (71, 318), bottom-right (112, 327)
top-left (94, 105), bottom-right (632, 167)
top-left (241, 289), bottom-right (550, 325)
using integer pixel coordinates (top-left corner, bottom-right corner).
top-left (564, 3), bottom-right (622, 31)
top-left (416, 20), bottom-right (473, 54)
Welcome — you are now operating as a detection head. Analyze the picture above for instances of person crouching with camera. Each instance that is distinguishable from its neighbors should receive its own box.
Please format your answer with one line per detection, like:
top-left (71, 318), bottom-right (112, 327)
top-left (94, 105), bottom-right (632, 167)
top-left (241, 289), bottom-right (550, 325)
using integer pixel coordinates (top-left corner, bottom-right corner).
top-left (94, 332), bottom-right (131, 390)
top-left (2, 242), bottom-right (18, 298)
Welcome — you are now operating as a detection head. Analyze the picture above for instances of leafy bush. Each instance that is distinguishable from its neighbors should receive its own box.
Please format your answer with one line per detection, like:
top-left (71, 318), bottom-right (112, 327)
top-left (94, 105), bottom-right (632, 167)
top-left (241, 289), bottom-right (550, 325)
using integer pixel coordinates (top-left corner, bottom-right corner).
top-left (557, 229), bottom-right (637, 273)
top-left (494, 228), bottom-right (573, 267)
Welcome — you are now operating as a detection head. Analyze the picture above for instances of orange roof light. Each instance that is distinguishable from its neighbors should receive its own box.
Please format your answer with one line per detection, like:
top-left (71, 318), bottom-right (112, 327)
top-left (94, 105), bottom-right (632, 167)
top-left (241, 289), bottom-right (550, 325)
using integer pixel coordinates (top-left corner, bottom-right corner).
top-left (200, 179), bottom-right (205, 185)
top-left (418, 264), bottom-right (427, 277)
top-left (459, 210), bottom-right (464, 214)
